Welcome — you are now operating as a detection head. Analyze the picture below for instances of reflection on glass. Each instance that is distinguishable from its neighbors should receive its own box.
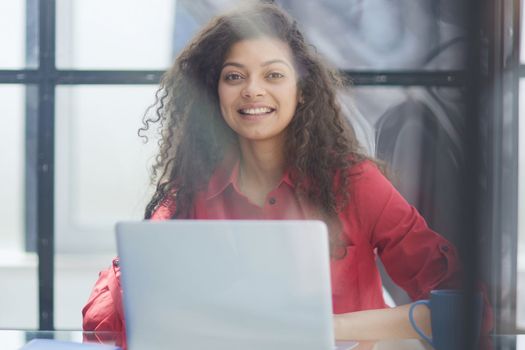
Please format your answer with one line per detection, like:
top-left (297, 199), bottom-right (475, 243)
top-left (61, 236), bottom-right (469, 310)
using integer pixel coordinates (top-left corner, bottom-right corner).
top-left (517, 79), bottom-right (525, 328)
top-left (170, 0), bottom-right (465, 70)
top-left (56, 0), bottom-right (175, 69)
top-left (522, 2), bottom-right (525, 64)
top-left (0, 1), bottom-right (38, 69)
top-left (55, 85), bottom-right (158, 254)
top-left (282, 0), bottom-right (465, 70)
top-left (349, 86), bottom-right (465, 245)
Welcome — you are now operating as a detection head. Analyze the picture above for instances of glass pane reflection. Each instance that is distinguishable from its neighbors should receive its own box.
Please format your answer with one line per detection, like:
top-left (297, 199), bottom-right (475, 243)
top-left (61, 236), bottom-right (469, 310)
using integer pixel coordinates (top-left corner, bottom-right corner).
top-left (347, 86), bottom-right (465, 245)
top-left (517, 79), bottom-right (525, 329)
top-left (171, 0), bottom-right (465, 70)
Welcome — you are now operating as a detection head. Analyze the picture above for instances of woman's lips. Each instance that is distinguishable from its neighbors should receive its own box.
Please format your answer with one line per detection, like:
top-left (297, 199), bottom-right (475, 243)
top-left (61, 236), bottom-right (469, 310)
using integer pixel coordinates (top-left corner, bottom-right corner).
top-left (238, 106), bottom-right (274, 115)
top-left (238, 109), bottom-right (275, 121)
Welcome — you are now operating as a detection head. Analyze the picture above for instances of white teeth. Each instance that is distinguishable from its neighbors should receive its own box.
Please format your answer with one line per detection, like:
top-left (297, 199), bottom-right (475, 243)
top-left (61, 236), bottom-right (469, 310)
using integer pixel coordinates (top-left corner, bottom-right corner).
top-left (240, 107), bottom-right (273, 115)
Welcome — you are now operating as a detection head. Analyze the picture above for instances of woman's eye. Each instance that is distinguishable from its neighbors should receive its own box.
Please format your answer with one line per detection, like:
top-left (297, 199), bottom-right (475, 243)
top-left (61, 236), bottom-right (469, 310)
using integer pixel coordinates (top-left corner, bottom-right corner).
top-left (225, 73), bottom-right (243, 81)
top-left (267, 72), bottom-right (284, 80)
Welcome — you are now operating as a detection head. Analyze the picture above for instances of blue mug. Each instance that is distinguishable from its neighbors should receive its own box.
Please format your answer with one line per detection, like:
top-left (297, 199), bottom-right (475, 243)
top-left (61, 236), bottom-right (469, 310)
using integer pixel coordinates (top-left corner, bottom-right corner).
top-left (409, 290), bottom-right (483, 350)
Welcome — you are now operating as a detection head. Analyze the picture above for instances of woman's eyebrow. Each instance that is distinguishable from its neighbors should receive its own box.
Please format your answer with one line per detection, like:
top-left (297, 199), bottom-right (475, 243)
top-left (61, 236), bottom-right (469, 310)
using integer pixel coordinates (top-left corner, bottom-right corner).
top-left (222, 62), bottom-right (244, 69)
top-left (261, 59), bottom-right (292, 69)
top-left (221, 59), bottom-right (292, 70)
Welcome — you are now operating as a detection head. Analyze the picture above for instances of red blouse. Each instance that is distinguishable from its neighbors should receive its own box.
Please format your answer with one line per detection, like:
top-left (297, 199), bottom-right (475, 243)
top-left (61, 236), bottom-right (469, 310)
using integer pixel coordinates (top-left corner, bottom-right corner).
top-left (152, 151), bottom-right (462, 313)
top-left (83, 151), bottom-right (468, 343)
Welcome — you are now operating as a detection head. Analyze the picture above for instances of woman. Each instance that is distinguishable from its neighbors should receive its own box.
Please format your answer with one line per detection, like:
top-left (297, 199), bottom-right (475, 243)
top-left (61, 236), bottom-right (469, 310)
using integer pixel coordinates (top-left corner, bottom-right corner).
top-left (83, 1), bottom-right (469, 343)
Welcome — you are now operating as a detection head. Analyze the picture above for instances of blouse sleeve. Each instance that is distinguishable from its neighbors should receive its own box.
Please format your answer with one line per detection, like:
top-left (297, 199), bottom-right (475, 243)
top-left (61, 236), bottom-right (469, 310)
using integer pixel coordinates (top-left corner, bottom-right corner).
top-left (82, 258), bottom-right (125, 332)
top-left (351, 161), bottom-right (494, 333)
top-left (350, 161), bottom-right (463, 301)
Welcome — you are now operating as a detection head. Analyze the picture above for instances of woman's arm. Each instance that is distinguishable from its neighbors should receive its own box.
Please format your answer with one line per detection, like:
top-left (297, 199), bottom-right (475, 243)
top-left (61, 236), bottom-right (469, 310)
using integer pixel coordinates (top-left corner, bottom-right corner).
top-left (82, 258), bottom-right (124, 333)
top-left (333, 303), bottom-right (431, 340)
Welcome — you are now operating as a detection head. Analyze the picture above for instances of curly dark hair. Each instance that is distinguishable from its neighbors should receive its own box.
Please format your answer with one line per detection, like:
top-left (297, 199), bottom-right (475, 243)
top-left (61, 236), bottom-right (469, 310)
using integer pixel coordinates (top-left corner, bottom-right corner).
top-left (140, 2), bottom-right (369, 247)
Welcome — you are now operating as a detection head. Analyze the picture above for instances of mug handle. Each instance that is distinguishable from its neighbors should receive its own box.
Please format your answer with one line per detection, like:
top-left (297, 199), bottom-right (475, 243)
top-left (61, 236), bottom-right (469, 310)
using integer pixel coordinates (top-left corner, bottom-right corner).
top-left (409, 300), bottom-right (433, 347)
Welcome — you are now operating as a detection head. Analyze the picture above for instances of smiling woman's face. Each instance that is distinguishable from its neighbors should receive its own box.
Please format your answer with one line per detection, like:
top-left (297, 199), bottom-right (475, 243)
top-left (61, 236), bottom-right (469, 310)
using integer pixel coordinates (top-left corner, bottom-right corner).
top-left (217, 37), bottom-right (300, 145)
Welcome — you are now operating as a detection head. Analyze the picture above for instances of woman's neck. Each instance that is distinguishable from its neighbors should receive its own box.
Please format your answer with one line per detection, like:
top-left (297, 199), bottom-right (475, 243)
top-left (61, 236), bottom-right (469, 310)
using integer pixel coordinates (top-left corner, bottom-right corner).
top-left (237, 138), bottom-right (286, 205)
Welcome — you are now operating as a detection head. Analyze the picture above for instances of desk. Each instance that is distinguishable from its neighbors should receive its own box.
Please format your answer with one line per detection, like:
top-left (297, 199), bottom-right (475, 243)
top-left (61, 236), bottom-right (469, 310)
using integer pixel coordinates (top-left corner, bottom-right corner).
top-left (2, 330), bottom-right (120, 350)
top-left (0, 330), bottom-right (521, 350)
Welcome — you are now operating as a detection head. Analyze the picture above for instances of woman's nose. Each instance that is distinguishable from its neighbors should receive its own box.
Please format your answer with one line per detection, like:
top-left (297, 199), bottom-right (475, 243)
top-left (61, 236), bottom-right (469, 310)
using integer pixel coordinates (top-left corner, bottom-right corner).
top-left (241, 78), bottom-right (266, 99)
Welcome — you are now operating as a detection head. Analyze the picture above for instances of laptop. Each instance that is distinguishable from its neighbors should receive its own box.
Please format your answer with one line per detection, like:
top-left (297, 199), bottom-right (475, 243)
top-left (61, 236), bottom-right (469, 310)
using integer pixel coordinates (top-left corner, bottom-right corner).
top-left (116, 220), bottom-right (358, 350)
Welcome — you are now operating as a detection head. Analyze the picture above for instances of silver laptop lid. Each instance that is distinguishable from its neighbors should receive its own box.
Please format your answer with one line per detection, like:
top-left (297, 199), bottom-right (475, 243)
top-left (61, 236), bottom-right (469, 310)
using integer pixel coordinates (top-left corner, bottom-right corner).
top-left (116, 220), bottom-right (336, 350)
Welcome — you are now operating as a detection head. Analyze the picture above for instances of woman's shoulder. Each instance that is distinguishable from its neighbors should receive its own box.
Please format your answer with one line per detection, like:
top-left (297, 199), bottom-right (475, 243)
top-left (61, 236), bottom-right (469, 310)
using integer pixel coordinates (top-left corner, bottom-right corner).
top-left (346, 157), bottom-right (385, 181)
top-left (343, 157), bottom-right (395, 206)
top-left (150, 193), bottom-right (177, 220)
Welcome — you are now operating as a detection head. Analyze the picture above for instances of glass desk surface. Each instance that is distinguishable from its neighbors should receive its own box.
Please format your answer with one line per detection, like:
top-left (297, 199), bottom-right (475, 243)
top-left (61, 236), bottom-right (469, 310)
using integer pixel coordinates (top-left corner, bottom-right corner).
top-left (0, 330), bottom-right (522, 350)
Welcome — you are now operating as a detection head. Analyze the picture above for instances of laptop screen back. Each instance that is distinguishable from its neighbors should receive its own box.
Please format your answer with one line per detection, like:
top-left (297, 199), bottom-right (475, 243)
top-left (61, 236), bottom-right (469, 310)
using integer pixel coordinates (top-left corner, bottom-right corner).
top-left (116, 220), bottom-right (335, 350)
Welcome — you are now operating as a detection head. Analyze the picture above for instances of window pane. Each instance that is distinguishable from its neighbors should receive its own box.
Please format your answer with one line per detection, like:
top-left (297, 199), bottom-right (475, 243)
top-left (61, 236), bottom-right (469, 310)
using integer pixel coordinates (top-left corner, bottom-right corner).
top-left (169, 0), bottom-right (465, 70)
top-left (0, 85), bottom-right (26, 253)
top-left (0, 85), bottom-right (38, 329)
top-left (61, 0), bottom-right (465, 70)
top-left (283, 0), bottom-right (465, 70)
top-left (0, 1), bottom-right (38, 69)
top-left (56, 0), bottom-right (175, 69)
top-left (55, 85), bottom-right (158, 255)
top-left (517, 79), bottom-right (525, 328)
top-left (55, 85), bottom-right (159, 328)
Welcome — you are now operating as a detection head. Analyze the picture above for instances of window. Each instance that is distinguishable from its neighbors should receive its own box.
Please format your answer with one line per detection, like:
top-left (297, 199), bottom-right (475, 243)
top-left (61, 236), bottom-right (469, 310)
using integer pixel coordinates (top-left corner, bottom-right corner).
top-left (0, 0), bottom-right (517, 333)
top-left (55, 85), bottom-right (158, 254)
top-left (56, 0), bottom-right (174, 69)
